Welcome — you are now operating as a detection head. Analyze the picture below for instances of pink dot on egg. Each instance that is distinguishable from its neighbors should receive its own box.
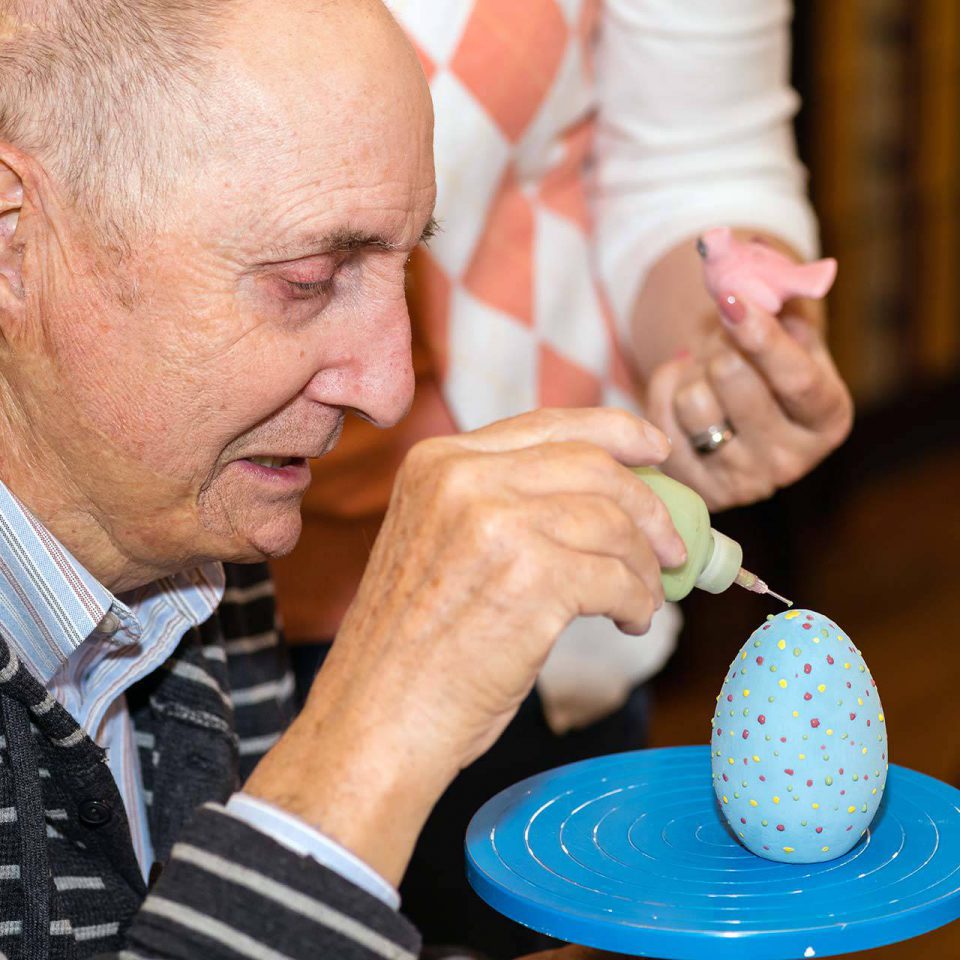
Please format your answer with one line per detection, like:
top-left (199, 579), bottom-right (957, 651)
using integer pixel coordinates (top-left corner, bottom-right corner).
top-left (847, 825), bottom-right (854, 832)
top-left (727, 694), bottom-right (734, 702)
top-left (777, 824), bottom-right (785, 831)
top-left (780, 736), bottom-right (787, 743)
top-left (742, 730), bottom-right (750, 739)
top-left (867, 720), bottom-right (871, 727)
top-left (816, 827), bottom-right (823, 834)
top-left (841, 789), bottom-right (846, 795)
top-left (763, 845), bottom-right (770, 850)
top-left (811, 719), bottom-right (821, 728)
top-left (758, 715), bottom-right (766, 724)
top-left (806, 780), bottom-right (813, 787)
top-left (757, 656), bottom-right (764, 665)
top-left (784, 768), bottom-right (794, 775)
top-left (760, 775), bottom-right (766, 782)
top-left (722, 773), bottom-right (729, 781)
top-left (741, 817), bottom-right (747, 824)
top-left (803, 623), bottom-right (812, 630)
top-left (806, 615), bottom-right (814, 621)
top-left (839, 768), bottom-right (844, 774)
top-left (804, 693), bottom-right (812, 701)
top-left (850, 713), bottom-right (857, 720)
top-left (827, 655), bottom-right (835, 665)
top-left (804, 664), bottom-right (812, 674)
top-left (846, 682), bottom-right (852, 688)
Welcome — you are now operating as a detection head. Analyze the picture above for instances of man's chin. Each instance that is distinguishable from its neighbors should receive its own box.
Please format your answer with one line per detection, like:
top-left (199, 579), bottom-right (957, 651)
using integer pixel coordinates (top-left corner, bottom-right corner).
top-left (226, 512), bottom-right (304, 563)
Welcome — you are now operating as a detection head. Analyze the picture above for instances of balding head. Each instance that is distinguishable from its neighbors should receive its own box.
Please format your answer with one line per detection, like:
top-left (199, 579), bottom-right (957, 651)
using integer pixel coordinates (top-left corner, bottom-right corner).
top-left (0, 0), bottom-right (434, 590)
top-left (0, 0), bottom-right (233, 238)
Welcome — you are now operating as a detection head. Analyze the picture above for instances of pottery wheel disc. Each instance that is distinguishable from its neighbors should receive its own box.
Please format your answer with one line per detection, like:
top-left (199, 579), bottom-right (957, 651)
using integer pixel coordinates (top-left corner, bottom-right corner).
top-left (466, 746), bottom-right (960, 959)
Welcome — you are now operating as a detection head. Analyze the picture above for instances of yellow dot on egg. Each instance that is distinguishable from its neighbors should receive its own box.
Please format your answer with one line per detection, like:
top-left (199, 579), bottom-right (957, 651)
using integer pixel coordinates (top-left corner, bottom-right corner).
top-left (728, 758), bottom-right (735, 765)
top-left (872, 788), bottom-right (878, 795)
top-left (773, 796), bottom-right (780, 804)
top-left (826, 729), bottom-right (834, 736)
top-left (753, 755), bottom-right (761, 763)
top-left (783, 847), bottom-right (795, 854)
top-left (749, 799), bottom-right (758, 807)
top-left (817, 684), bottom-right (826, 693)
top-left (878, 712), bottom-right (885, 722)
top-left (741, 651), bottom-right (747, 660)
top-left (739, 831), bottom-right (745, 838)
top-left (862, 747), bottom-right (868, 755)
top-left (799, 754), bottom-right (806, 760)
top-left (822, 846), bottom-right (830, 853)
top-left (813, 637), bottom-right (821, 644)
top-left (778, 639), bottom-right (786, 650)
top-left (812, 803), bottom-right (820, 809)
top-left (847, 805), bottom-right (856, 814)
top-left (785, 611), bottom-right (800, 620)
top-left (743, 689), bottom-right (750, 697)
top-left (858, 697), bottom-right (864, 706)
top-left (723, 796), bottom-right (728, 804)
top-left (844, 662), bottom-right (851, 669)
top-left (780, 679), bottom-right (788, 689)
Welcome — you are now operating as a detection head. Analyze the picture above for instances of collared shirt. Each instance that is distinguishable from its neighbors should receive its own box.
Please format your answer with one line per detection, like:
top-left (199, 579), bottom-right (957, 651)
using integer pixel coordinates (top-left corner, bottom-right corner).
top-left (0, 480), bottom-right (397, 907)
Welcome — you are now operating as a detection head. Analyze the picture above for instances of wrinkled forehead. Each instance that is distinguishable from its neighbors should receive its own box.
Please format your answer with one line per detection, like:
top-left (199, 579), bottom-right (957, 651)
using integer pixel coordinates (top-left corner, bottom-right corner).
top-left (187, 0), bottom-right (434, 253)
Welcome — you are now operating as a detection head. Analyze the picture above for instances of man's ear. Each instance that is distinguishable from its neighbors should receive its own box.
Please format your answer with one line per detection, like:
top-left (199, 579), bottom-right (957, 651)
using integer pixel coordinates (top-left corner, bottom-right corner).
top-left (0, 151), bottom-right (25, 308)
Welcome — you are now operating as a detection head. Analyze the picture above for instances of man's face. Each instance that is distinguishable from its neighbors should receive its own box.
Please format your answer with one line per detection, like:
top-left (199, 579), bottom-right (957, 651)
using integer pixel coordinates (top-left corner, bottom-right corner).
top-left (18, 0), bottom-right (435, 580)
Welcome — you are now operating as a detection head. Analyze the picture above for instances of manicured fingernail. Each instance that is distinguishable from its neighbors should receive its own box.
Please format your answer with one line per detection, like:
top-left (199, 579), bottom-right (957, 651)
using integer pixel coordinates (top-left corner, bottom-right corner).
top-left (718, 294), bottom-right (747, 326)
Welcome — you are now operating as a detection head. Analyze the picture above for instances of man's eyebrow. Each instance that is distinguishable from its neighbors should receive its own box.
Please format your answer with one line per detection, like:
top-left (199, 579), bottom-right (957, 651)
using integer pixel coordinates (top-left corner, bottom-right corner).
top-left (264, 216), bottom-right (441, 261)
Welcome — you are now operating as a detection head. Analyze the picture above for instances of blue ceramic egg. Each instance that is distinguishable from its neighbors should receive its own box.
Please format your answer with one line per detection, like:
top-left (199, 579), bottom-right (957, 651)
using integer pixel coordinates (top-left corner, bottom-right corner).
top-left (710, 609), bottom-right (887, 863)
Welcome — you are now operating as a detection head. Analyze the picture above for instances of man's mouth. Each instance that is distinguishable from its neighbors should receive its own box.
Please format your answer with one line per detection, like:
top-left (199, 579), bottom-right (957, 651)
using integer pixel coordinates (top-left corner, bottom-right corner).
top-left (243, 456), bottom-right (307, 469)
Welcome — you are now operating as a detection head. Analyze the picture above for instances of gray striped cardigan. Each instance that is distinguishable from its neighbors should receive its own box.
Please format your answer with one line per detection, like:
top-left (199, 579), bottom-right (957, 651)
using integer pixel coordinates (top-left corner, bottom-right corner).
top-left (0, 562), bottom-right (420, 960)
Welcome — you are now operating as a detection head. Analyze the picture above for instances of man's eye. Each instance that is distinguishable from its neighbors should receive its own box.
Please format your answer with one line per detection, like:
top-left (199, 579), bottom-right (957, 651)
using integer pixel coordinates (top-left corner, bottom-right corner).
top-left (283, 277), bottom-right (335, 300)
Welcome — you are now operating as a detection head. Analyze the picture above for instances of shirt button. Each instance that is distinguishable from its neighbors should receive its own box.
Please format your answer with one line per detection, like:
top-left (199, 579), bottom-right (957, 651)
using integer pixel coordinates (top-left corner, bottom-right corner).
top-left (96, 612), bottom-right (121, 637)
top-left (78, 799), bottom-right (112, 828)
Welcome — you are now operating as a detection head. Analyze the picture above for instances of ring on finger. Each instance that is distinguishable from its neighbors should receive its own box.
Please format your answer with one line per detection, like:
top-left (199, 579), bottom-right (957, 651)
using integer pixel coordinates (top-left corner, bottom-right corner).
top-left (688, 421), bottom-right (736, 455)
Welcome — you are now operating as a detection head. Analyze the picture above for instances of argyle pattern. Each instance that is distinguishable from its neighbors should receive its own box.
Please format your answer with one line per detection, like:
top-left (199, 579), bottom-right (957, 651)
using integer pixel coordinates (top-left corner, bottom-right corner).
top-left (390, 0), bottom-right (636, 429)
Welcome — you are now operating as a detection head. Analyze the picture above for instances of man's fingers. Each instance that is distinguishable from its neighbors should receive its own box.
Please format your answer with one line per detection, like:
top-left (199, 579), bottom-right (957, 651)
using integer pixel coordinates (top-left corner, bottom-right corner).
top-left (493, 444), bottom-right (686, 568)
top-left (458, 407), bottom-right (672, 466)
top-left (533, 493), bottom-right (665, 606)
top-left (717, 294), bottom-right (852, 428)
top-left (557, 548), bottom-right (658, 636)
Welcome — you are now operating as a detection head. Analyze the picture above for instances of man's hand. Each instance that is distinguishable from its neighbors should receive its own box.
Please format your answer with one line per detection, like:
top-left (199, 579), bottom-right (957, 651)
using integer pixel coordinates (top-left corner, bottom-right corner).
top-left (244, 408), bottom-right (686, 885)
top-left (644, 294), bottom-right (853, 510)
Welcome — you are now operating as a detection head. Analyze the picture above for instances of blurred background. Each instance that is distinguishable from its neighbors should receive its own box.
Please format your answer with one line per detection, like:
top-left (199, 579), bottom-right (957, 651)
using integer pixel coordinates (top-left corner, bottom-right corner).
top-left (648, 3), bottom-right (960, 957)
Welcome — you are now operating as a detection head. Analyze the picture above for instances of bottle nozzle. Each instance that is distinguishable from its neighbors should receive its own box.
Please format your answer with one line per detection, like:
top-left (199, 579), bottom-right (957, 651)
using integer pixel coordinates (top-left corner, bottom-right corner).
top-left (735, 567), bottom-right (793, 606)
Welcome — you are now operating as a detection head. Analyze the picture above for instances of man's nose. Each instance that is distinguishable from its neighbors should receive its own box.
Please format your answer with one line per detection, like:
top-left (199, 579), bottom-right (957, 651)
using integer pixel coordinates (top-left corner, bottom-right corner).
top-left (302, 300), bottom-right (416, 428)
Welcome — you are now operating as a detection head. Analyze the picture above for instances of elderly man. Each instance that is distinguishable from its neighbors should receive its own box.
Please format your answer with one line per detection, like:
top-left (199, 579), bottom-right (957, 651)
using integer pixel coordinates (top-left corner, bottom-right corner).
top-left (0, 1), bottom-right (688, 958)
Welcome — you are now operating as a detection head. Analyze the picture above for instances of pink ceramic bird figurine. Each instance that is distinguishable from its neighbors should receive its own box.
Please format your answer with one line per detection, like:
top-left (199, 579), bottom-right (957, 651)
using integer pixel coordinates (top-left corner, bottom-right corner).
top-left (698, 227), bottom-right (837, 314)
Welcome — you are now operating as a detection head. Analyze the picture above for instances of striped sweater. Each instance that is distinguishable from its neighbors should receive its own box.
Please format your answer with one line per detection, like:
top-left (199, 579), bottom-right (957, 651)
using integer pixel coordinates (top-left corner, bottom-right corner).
top-left (0, 562), bottom-right (420, 960)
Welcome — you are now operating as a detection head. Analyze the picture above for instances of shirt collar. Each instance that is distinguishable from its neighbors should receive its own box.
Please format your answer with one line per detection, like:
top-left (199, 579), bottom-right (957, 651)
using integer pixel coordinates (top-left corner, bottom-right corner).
top-left (0, 479), bottom-right (223, 686)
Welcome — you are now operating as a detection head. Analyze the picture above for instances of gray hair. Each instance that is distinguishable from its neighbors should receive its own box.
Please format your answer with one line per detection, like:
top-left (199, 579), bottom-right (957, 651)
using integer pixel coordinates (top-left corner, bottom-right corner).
top-left (0, 0), bottom-right (232, 242)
